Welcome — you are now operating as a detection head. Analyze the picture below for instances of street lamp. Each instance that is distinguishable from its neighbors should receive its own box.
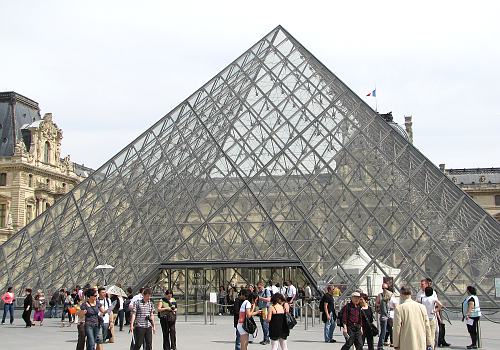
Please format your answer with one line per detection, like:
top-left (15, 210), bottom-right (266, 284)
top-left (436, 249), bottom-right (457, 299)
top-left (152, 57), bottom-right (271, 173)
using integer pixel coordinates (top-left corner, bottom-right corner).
top-left (94, 264), bottom-right (114, 286)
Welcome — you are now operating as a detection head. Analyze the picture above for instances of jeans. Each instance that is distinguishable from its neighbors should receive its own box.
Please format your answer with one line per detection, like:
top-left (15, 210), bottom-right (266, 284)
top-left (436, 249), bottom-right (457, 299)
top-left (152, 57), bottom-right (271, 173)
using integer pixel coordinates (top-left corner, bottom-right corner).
top-left (102, 323), bottom-right (109, 342)
top-left (85, 323), bottom-right (102, 350)
top-left (50, 304), bottom-right (59, 318)
top-left (377, 316), bottom-right (388, 349)
top-left (324, 312), bottom-right (335, 342)
top-left (259, 314), bottom-right (270, 342)
top-left (235, 328), bottom-right (241, 350)
top-left (2, 303), bottom-right (14, 324)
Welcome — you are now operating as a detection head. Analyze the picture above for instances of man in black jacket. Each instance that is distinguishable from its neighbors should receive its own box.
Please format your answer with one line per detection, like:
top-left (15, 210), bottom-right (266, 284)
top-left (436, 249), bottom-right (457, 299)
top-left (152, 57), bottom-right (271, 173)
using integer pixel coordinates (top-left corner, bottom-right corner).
top-left (340, 291), bottom-right (364, 350)
top-left (22, 288), bottom-right (34, 327)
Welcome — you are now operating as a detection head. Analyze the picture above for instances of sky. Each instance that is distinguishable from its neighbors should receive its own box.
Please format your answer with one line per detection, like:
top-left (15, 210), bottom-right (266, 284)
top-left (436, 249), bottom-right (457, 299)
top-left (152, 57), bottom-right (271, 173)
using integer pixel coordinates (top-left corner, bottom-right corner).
top-left (1, 0), bottom-right (499, 170)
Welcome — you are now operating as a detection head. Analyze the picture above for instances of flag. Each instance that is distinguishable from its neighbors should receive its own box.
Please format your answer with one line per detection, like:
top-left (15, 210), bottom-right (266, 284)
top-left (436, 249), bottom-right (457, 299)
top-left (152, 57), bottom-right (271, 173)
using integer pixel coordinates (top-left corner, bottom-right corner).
top-left (366, 89), bottom-right (376, 97)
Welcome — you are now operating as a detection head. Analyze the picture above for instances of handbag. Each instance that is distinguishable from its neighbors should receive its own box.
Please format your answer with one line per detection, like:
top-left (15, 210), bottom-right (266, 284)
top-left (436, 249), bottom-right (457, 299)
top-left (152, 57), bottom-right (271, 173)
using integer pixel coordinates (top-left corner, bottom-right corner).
top-left (242, 316), bottom-right (257, 335)
top-left (285, 310), bottom-right (297, 329)
top-left (361, 308), bottom-right (378, 336)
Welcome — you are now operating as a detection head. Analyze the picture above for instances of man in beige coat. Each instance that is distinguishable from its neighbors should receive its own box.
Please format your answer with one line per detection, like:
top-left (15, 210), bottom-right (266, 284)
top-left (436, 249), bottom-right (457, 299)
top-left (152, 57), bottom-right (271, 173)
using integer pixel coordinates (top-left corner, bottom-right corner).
top-left (393, 286), bottom-right (432, 350)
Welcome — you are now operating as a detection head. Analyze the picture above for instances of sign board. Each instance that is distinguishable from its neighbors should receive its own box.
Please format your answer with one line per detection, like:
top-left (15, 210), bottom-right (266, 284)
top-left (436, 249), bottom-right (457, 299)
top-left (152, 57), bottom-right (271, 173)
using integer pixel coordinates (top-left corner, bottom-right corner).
top-left (209, 292), bottom-right (217, 303)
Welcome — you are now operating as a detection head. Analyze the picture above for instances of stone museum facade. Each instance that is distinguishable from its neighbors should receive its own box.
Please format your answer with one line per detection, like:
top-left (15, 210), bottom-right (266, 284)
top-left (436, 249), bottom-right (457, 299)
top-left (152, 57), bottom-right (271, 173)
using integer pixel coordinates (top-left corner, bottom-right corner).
top-left (0, 92), bottom-right (90, 242)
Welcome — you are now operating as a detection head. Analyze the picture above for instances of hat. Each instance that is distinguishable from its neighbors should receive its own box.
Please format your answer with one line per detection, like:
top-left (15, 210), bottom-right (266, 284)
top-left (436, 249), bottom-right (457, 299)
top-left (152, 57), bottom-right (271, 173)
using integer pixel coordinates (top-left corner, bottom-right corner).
top-left (351, 291), bottom-right (361, 297)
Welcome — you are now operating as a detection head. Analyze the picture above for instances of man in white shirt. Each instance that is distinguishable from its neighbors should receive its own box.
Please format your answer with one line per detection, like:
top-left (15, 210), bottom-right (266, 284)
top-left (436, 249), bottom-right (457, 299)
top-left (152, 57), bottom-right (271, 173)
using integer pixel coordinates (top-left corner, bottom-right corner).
top-left (421, 286), bottom-right (443, 349)
top-left (286, 281), bottom-right (297, 317)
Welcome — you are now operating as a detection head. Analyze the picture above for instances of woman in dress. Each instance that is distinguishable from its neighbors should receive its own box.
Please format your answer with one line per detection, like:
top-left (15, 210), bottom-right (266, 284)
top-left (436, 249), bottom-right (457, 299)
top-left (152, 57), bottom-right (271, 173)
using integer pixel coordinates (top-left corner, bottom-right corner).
top-left (360, 293), bottom-right (375, 350)
top-left (157, 289), bottom-right (177, 350)
top-left (33, 290), bottom-right (46, 326)
top-left (267, 293), bottom-right (290, 350)
top-left (237, 289), bottom-right (260, 350)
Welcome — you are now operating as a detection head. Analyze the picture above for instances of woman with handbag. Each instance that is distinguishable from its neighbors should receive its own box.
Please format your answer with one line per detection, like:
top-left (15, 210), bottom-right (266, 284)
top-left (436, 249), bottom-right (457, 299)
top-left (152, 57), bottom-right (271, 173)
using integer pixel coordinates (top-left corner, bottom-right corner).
top-left (267, 293), bottom-right (290, 350)
top-left (360, 293), bottom-right (375, 350)
top-left (237, 289), bottom-right (260, 350)
top-left (157, 290), bottom-right (177, 350)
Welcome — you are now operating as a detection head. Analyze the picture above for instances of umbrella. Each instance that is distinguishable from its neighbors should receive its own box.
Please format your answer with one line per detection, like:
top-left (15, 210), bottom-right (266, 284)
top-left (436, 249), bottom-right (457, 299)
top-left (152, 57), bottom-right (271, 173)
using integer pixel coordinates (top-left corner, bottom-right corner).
top-left (106, 285), bottom-right (127, 297)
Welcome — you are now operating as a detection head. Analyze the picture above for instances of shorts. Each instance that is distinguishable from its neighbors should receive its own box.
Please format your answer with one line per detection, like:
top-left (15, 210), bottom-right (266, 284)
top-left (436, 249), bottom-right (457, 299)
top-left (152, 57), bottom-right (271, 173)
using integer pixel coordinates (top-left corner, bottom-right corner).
top-left (237, 323), bottom-right (247, 335)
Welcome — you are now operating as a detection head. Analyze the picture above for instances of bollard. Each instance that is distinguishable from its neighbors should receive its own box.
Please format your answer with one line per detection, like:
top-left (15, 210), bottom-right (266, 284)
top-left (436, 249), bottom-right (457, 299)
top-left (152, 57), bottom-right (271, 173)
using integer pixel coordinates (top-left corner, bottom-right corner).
top-left (212, 303), bottom-right (215, 325)
top-left (304, 302), bottom-right (308, 330)
top-left (311, 300), bottom-right (315, 327)
top-left (477, 319), bottom-right (481, 348)
top-left (204, 300), bottom-right (208, 325)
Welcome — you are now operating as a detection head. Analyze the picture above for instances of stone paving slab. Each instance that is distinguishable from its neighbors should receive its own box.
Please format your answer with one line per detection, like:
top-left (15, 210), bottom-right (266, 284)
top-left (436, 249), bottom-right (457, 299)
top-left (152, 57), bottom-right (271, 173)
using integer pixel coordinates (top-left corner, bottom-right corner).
top-left (0, 315), bottom-right (498, 349)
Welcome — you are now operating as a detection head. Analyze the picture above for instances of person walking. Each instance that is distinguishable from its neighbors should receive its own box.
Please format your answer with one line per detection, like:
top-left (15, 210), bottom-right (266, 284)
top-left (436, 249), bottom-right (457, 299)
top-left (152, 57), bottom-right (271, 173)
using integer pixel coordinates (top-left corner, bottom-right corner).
top-left (33, 290), bottom-right (46, 326)
top-left (360, 293), bottom-right (375, 350)
top-left (97, 287), bottom-right (113, 342)
top-left (384, 286), bottom-right (398, 347)
top-left (257, 282), bottom-right (271, 345)
top-left (320, 285), bottom-right (336, 343)
top-left (61, 290), bottom-right (74, 327)
top-left (267, 293), bottom-right (290, 350)
top-left (237, 290), bottom-right (260, 350)
top-left (462, 286), bottom-right (481, 349)
top-left (392, 286), bottom-right (432, 350)
top-left (22, 288), bottom-right (34, 327)
top-left (80, 288), bottom-right (106, 350)
top-left (421, 286), bottom-right (443, 349)
top-left (49, 289), bottom-right (61, 318)
top-left (157, 290), bottom-right (177, 350)
top-left (1, 286), bottom-right (15, 325)
top-left (111, 292), bottom-right (125, 332)
top-left (340, 291), bottom-right (364, 350)
top-left (130, 287), bottom-right (156, 350)
top-left (218, 286), bottom-right (227, 315)
top-left (233, 290), bottom-right (243, 350)
top-left (375, 283), bottom-right (392, 350)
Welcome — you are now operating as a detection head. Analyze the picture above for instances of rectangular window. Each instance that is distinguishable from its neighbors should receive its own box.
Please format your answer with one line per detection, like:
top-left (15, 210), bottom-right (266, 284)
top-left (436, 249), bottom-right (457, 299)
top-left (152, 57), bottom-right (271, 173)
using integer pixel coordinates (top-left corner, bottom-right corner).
top-left (495, 195), bottom-right (500, 206)
top-left (0, 173), bottom-right (6, 186)
top-left (0, 204), bottom-right (6, 228)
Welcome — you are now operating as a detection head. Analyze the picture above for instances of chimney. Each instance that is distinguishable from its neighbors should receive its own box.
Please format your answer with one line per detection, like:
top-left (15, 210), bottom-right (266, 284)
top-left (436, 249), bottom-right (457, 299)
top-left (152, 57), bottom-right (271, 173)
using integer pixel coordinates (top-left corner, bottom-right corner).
top-left (404, 115), bottom-right (413, 144)
top-left (439, 164), bottom-right (446, 172)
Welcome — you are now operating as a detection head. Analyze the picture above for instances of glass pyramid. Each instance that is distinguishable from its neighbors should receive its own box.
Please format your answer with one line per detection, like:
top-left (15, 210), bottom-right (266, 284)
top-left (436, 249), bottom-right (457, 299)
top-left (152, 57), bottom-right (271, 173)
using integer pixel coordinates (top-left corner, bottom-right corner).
top-left (1, 26), bottom-right (499, 307)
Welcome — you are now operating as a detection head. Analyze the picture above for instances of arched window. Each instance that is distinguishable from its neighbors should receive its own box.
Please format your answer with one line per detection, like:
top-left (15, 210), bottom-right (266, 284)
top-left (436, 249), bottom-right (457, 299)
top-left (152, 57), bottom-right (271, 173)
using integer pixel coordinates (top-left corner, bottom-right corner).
top-left (44, 141), bottom-right (51, 163)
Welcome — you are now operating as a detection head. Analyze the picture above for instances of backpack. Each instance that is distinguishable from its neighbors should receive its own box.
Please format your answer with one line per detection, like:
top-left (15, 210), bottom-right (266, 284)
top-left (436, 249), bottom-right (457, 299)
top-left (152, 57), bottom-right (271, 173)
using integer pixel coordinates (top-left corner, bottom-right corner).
top-left (319, 296), bottom-right (325, 312)
top-left (337, 303), bottom-right (351, 327)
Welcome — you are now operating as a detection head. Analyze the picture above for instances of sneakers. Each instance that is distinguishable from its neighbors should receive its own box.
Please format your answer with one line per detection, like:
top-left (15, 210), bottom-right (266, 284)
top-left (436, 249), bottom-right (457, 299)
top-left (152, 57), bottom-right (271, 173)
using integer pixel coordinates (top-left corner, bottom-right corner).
top-left (259, 340), bottom-right (270, 345)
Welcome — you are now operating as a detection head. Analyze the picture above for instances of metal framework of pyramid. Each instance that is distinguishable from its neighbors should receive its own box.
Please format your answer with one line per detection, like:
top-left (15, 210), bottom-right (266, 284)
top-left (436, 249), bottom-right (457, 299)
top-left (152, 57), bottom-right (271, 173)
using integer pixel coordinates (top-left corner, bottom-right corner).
top-left (1, 26), bottom-right (500, 307)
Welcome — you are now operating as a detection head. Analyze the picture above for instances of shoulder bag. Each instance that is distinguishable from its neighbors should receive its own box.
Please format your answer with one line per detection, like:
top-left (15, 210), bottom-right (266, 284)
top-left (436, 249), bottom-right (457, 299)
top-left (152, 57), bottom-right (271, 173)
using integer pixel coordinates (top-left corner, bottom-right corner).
top-left (285, 304), bottom-right (297, 329)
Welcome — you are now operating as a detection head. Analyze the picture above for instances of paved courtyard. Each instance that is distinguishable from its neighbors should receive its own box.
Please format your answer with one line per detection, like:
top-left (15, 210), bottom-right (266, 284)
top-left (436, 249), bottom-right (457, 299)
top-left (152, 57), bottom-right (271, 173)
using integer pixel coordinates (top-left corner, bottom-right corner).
top-left (0, 315), bottom-right (498, 349)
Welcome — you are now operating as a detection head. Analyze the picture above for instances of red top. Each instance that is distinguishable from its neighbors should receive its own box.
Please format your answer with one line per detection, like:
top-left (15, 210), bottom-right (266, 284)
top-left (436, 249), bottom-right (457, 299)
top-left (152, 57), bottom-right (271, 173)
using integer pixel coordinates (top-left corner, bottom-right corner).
top-left (1, 292), bottom-right (14, 304)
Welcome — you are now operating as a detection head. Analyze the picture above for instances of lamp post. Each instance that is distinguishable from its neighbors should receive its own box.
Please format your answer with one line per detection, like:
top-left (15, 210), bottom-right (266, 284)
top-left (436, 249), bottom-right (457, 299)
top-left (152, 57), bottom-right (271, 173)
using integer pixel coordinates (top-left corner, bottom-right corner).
top-left (94, 264), bottom-right (114, 286)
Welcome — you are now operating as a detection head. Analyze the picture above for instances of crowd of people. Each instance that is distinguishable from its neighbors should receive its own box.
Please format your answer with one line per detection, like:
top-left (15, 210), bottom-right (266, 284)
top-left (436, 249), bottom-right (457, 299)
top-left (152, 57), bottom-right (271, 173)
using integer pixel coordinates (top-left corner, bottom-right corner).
top-left (0, 278), bottom-right (483, 350)
top-left (319, 278), bottom-right (481, 350)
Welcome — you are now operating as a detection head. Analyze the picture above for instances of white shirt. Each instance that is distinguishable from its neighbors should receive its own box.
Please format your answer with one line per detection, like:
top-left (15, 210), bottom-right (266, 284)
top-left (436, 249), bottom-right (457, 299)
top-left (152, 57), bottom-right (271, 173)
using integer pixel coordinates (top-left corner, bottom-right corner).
top-left (416, 289), bottom-right (437, 303)
top-left (388, 295), bottom-right (399, 319)
top-left (305, 286), bottom-right (312, 298)
top-left (287, 284), bottom-right (297, 299)
top-left (98, 297), bottom-right (111, 324)
top-left (130, 293), bottom-right (143, 310)
top-left (421, 295), bottom-right (438, 320)
top-left (268, 285), bottom-right (279, 295)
